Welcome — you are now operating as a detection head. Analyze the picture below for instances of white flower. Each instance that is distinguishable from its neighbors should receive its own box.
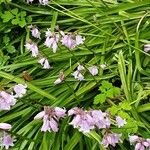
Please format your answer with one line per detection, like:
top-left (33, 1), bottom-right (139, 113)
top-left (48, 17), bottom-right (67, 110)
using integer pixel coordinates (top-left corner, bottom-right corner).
top-left (0, 133), bottom-right (14, 150)
top-left (44, 34), bottom-right (59, 53)
top-left (76, 35), bottom-right (85, 45)
top-left (100, 64), bottom-right (106, 69)
top-left (25, 41), bottom-right (39, 57)
top-left (88, 66), bottom-right (98, 76)
top-left (77, 64), bottom-right (85, 71)
top-left (0, 91), bottom-right (16, 110)
top-left (116, 116), bottom-right (127, 128)
top-left (13, 84), bottom-right (27, 98)
top-left (27, 0), bottom-right (34, 3)
top-left (54, 78), bottom-right (62, 85)
top-left (38, 58), bottom-right (50, 69)
top-left (34, 106), bottom-right (66, 132)
top-left (72, 70), bottom-right (84, 81)
top-left (144, 44), bottom-right (150, 52)
top-left (45, 28), bottom-right (52, 37)
top-left (31, 27), bottom-right (41, 39)
top-left (39, 0), bottom-right (49, 5)
top-left (0, 123), bottom-right (12, 130)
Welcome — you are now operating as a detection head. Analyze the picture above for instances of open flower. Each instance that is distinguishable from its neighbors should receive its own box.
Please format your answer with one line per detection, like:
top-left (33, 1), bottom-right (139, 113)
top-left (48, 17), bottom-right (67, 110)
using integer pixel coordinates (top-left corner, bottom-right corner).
top-left (54, 72), bottom-right (65, 85)
top-left (13, 84), bottom-right (27, 98)
top-left (39, 0), bottom-right (49, 5)
top-left (68, 107), bottom-right (95, 133)
top-left (38, 58), bottom-right (50, 69)
top-left (25, 41), bottom-right (39, 57)
top-left (75, 35), bottom-right (85, 45)
top-left (61, 34), bottom-right (76, 49)
top-left (72, 70), bottom-right (84, 81)
top-left (0, 123), bottom-right (12, 130)
top-left (88, 66), bottom-right (98, 76)
top-left (129, 135), bottom-right (150, 150)
top-left (144, 44), bottom-right (150, 52)
top-left (102, 132), bottom-right (122, 148)
top-left (77, 64), bottom-right (85, 71)
top-left (0, 133), bottom-right (14, 150)
top-left (44, 31), bottom-right (59, 53)
top-left (91, 110), bottom-right (111, 129)
top-left (30, 26), bottom-right (41, 39)
top-left (27, 0), bottom-right (34, 3)
top-left (116, 116), bottom-right (127, 128)
top-left (0, 91), bottom-right (16, 110)
top-left (34, 106), bottom-right (66, 132)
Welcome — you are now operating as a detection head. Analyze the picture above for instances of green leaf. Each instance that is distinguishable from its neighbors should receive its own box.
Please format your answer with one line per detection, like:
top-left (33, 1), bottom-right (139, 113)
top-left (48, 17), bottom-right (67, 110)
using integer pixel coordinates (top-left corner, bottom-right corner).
top-left (106, 88), bottom-right (114, 98)
top-left (3, 35), bottom-right (10, 45)
top-left (20, 11), bottom-right (26, 17)
top-left (7, 45), bottom-right (16, 53)
top-left (113, 87), bottom-right (121, 96)
top-left (120, 101), bottom-right (131, 111)
top-left (94, 94), bottom-right (106, 104)
top-left (19, 19), bottom-right (26, 27)
top-left (11, 18), bottom-right (19, 25)
top-left (11, 8), bottom-right (18, 15)
top-left (26, 15), bottom-right (32, 23)
top-left (1, 11), bottom-right (14, 22)
top-left (118, 110), bottom-right (131, 119)
top-left (108, 105), bottom-right (120, 115)
top-left (101, 80), bottom-right (113, 90)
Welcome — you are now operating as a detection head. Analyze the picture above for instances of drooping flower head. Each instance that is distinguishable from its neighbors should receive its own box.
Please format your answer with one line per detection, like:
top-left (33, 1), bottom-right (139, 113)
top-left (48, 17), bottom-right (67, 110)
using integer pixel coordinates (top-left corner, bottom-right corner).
top-left (75, 34), bottom-right (85, 45)
top-left (24, 40), bottom-right (39, 57)
top-left (116, 116), bottom-right (127, 128)
top-left (0, 133), bottom-right (14, 150)
top-left (54, 72), bottom-right (65, 85)
top-left (34, 106), bottom-right (66, 132)
top-left (0, 123), bottom-right (12, 130)
top-left (44, 29), bottom-right (60, 53)
top-left (72, 70), bottom-right (84, 81)
top-left (100, 64), bottom-right (107, 69)
top-left (72, 64), bottom-right (85, 81)
top-left (91, 110), bottom-right (111, 129)
top-left (26, 0), bottom-right (34, 3)
top-left (61, 34), bottom-right (76, 49)
top-left (102, 132), bottom-right (122, 148)
top-left (144, 44), bottom-right (150, 52)
top-left (68, 107), bottom-right (95, 133)
top-left (39, 0), bottom-right (49, 5)
top-left (129, 135), bottom-right (150, 150)
top-left (13, 84), bottom-right (27, 98)
top-left (38, 58), bottom-right (50, 69)
top-left (29, 25), bottom-right (41, 39)
top-left (0, 91), bottom-right (16, 110)
top-left (77, 64), bottom-right (85, 71)
top-left (88, 66), bottom-right (98, 76)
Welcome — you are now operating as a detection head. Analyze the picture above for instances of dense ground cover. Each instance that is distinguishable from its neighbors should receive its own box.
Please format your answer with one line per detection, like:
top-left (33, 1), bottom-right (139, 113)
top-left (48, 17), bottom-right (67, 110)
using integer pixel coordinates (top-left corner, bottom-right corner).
top-left (0, 0), bottom-right (150, 149)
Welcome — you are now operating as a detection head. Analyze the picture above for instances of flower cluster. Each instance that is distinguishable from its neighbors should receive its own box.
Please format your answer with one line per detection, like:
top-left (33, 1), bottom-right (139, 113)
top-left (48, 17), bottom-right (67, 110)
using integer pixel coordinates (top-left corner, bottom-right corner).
top-left (0, 123), bottom-right (14, 150)
top-left (68, 108), bottom-right (127, 148)
top-left (68, 108), bottom-right (126, 147)
top-left (25, 26), bottom-right (84, 69)
top-left (72, 64), bottom-right (85, 81)
top-left (0, 84), bottom-right (27, 110)
top-left (129, 135), bottom-right (150, 150)
top-left (71, 64), bottom-right (106, 81)
top-left (34, 106), bottom-right (66, 132)
top-left (34, 106), bottom-right (128, 148)
top-left (0, 84), bottom-right (27, 149)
